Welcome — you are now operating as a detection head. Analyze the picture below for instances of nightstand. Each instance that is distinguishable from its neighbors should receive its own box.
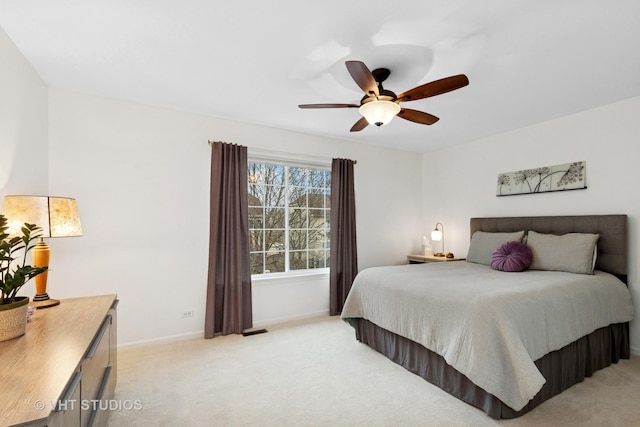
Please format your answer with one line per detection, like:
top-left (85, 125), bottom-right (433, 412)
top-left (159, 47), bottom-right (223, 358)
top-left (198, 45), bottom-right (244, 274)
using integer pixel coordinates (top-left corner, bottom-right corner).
top-left (407, 254), bottom-right (466, 264)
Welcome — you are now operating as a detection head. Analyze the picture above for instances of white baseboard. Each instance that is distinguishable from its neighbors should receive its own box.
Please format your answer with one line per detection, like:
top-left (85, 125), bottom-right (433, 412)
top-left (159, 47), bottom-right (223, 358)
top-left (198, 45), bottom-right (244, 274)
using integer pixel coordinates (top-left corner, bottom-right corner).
top-left (118, 330), bottom-right (203, 350)
top-left (118, 309), bottom-right (331, 350)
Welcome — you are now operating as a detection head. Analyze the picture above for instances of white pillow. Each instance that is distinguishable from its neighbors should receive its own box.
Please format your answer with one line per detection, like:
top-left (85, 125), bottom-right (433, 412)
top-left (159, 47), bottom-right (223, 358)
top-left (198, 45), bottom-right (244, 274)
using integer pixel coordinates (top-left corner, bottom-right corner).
top-left (527, 231), bottom-right (599, 274)
top-left (466, 230), bottom-right (526, 266)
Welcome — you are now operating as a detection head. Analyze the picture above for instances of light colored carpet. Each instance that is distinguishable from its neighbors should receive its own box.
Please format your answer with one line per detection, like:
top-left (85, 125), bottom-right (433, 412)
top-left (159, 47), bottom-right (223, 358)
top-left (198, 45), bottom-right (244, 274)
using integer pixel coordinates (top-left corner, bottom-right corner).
top-left (108, 316), bottom-right (640, 426)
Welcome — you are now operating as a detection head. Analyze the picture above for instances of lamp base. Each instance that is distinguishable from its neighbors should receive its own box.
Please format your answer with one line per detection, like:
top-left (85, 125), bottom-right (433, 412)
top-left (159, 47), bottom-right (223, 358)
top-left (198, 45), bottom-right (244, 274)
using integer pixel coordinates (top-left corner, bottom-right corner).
top-left (32, 293), bottom-right (60, 309)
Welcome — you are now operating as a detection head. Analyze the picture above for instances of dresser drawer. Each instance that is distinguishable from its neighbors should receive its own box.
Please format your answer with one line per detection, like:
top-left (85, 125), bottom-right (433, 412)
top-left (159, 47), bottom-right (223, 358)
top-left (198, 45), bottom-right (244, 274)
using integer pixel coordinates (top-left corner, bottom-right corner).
top-left (87, 366), bottom-right (112, 427)
top-left (80, 314), bottom-right (111, 427)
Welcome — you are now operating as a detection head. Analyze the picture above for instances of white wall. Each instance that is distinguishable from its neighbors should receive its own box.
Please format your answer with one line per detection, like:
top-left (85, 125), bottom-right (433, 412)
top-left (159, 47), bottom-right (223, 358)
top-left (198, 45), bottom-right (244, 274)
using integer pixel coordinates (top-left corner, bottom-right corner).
top-left (47, 89), bottom-right (423, 346)
top-left (0, 26), bottom-right (49, 299)
top-left (422, 96), bottom-right (640, 351)
top-left (0, 26), bottom-right (48, 198)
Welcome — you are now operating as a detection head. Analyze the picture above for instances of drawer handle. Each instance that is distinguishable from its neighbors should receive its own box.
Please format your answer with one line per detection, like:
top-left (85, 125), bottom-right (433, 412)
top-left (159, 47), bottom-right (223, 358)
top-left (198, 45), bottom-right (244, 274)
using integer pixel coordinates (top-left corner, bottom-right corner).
top-left (87, 366), bottom-right (112, 427)
top-left (86, 315), bottom-right (111, 359)
top-left (56, 371), bottom-right (83, 412)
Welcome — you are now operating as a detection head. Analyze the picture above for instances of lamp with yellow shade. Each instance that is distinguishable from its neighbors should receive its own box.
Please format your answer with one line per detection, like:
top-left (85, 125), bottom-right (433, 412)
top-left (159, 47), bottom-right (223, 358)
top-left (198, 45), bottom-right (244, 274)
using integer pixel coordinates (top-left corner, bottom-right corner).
top-left (2, 196), bottom-right (82, 309)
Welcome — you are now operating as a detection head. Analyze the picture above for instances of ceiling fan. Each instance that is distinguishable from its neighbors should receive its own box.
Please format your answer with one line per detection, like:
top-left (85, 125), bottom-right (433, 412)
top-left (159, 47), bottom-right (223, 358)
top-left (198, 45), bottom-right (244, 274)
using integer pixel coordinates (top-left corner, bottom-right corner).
top-left (299, 60), bottom-right (469, 132)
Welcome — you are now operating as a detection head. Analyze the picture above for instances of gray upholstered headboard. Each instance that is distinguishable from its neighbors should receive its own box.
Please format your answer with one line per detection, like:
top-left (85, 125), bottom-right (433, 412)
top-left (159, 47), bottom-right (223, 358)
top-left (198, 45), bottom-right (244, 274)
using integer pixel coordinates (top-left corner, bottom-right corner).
top-left (470, 215), bottom-right (627, 282)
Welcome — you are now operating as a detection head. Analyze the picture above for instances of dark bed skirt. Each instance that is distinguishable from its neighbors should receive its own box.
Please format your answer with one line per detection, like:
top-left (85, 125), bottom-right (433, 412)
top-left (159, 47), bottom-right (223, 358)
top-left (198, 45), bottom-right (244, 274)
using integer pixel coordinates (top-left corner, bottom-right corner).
top-left (347, 318), bottom-right (629, 419)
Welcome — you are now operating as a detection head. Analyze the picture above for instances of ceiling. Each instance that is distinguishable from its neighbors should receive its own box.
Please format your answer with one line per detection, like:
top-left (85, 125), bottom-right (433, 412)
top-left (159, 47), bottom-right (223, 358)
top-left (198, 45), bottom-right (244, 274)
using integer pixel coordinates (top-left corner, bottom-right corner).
top-left (1, 1), bottom-right (639, 153)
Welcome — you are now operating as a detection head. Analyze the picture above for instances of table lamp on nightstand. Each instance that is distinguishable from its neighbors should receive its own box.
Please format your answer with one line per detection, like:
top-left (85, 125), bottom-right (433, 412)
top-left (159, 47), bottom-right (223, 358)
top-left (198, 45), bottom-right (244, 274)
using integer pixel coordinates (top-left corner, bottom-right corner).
top-left (2, 196), bottom-right (83, 309)
top-left (431, 222), bottom-right (454, 258)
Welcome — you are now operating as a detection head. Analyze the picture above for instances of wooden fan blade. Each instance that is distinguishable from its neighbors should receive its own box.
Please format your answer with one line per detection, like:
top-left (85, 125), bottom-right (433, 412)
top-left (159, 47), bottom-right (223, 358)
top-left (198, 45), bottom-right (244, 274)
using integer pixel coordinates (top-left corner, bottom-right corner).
top-left (345, 61), bottom-right (379, 97)
top-left (298, 103), bottom-right (359, 109)
top-left (398, 74), bottom-right (469, 102)
top-left (350, 116), bottom-right (369, 132)
top-left (398, 108), bottom-right (440, 125)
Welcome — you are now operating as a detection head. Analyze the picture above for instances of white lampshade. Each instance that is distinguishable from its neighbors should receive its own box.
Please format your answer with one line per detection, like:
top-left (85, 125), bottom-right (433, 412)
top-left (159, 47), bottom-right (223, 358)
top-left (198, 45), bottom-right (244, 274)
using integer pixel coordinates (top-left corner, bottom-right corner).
top-left (358, 100), bottom-right (401, 126)
top-left (431, 229), bottom-right (443, 242)
top-left (2, 196), bottom-right (83, 237)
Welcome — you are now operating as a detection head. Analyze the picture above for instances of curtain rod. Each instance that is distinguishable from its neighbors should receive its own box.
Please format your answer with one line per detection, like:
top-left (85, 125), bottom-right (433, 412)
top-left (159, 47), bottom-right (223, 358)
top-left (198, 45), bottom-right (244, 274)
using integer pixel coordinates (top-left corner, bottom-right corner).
top-left (207, 141), bottom-right (356, 164)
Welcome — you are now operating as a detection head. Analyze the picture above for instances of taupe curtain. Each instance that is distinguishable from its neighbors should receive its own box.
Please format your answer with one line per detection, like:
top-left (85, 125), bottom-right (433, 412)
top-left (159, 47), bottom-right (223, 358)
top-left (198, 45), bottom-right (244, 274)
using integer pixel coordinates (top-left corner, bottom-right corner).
top-left (204, 141), bottom-right (252, 338)
top-left (330, 158), bottom-right (358, 315)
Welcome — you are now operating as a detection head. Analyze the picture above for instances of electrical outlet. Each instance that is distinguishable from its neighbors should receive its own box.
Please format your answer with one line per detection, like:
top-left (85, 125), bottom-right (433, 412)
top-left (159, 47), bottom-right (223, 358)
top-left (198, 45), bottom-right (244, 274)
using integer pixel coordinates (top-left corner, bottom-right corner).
top-left (181, 310), bottom-right (194, 318)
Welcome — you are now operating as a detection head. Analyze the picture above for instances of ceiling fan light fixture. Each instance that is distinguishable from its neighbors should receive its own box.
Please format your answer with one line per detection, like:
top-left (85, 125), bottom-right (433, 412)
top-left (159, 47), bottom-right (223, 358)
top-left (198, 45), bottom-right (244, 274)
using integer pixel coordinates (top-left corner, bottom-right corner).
top-left (358, 100), bottom-right (400, 127)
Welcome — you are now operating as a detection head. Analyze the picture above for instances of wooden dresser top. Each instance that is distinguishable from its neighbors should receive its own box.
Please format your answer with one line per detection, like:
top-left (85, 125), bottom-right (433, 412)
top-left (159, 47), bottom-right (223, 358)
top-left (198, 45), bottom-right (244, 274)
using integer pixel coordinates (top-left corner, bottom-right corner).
top-left (0, 294), bottom-right (117, 427)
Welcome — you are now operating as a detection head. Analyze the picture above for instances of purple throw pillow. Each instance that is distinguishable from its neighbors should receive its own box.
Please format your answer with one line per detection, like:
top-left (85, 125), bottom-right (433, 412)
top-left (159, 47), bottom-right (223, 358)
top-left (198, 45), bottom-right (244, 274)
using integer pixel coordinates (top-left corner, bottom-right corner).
top-left (490, 241), bottom-right (532, 272)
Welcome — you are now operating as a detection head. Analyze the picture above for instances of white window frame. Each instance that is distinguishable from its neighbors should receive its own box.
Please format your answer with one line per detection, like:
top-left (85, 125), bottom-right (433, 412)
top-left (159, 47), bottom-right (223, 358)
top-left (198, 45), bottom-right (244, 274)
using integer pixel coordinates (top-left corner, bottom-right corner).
top-left (248, 149), bottom-right (331, 279)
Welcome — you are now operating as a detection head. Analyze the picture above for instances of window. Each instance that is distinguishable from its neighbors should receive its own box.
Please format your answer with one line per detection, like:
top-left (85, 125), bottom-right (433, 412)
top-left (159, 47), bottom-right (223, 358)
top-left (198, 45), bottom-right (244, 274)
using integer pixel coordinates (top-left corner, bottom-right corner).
top-left (248, 161), bottom-right (331, 276)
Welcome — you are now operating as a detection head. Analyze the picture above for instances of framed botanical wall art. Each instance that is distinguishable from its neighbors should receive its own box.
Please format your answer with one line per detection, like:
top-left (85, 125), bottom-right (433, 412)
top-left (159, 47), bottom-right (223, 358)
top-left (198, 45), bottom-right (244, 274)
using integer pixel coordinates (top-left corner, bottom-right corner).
top-left (497, 161), bottom-right (586, 196)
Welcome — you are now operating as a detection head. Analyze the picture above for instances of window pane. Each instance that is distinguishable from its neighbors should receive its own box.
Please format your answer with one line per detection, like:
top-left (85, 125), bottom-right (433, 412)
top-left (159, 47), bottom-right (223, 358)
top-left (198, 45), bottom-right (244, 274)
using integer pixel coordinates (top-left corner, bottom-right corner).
top-left (250, 252), bottom-right (265, 275)
top-left (249, 183), bottom-right (285, 207)
top-left (308, 229), bottom-right (325, 250)
top-left (324, 189), bottom-right (331, 209)
top-left (264, 185), bottom-right (285, 207)
top-left (265, 207), bottom-right (285, 229)
top-left (288, 188), bottom-right (307, 207)
top-left (289, 229), bottom-right (307, 250)
top-left (307, 192), bottom-right (327, 208)
top-left (308, 169), bottom-right (326, 188)
top-left (288, 208), bottom-right (307, 228)
top-left (308, 250), bottom-right (327, 269)
top-left (308, 208), bottom-right (326, 228)
top-left (264, 229), bottom-right (284, 253)
top-left (288, 167), bottom-right (309, 187)
top-left (248, 186), bottom-right (262, 207)
top-left (248, 163), bottom-right (285, 186)
top-left (248, 206), bottom-right (264, 229)
top-left (249, 229), bottom-right (264, 252)
top-left (265, 252), bottom-right (285, 273)
top-left (289, 251), bottom-right (307, 270)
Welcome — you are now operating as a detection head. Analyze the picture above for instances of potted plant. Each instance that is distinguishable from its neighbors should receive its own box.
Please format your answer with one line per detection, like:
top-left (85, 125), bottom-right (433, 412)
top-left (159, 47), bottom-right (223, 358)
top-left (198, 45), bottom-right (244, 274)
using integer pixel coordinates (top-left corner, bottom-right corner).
top-left (0, 214), bottom-right (48, 342)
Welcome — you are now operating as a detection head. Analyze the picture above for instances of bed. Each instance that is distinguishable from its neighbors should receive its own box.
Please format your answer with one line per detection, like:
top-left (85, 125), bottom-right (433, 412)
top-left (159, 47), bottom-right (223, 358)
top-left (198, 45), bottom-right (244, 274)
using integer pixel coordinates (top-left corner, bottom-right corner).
top-left (341, 215), bottom-right (632, 418)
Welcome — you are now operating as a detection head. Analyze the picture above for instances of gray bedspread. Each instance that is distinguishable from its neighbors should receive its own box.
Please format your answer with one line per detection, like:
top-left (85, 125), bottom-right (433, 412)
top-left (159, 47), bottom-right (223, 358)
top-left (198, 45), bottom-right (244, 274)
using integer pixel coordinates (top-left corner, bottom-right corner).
top-left (340, 261), bottom-right (633, 411)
